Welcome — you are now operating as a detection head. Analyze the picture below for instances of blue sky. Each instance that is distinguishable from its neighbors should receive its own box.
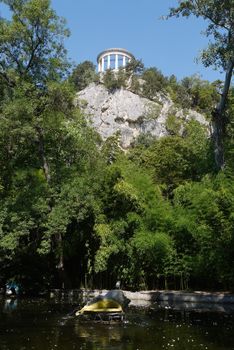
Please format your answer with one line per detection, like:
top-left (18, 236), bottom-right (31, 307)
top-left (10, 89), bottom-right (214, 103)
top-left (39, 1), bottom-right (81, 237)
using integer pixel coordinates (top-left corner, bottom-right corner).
top-left (1, 0), bottom-right (225, 82)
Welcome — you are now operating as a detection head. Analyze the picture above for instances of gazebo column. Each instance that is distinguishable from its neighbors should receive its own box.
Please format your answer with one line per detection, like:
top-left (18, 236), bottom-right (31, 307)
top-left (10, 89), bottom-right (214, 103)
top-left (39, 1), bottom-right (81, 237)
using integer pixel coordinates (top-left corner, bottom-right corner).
top-left (101, 57), bottom-right (105, 72)
top-left (123, 55), bottom-right (126, 67)
top-left (115, 54), bottom-right (118, 70)
top-left (107, 55), bottom-right (111, 69)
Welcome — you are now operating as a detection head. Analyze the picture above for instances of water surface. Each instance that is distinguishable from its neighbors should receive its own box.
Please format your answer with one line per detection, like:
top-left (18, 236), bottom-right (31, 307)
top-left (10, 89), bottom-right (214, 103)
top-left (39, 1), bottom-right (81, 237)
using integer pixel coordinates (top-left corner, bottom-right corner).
top-left (0, 297), bottom-right (234, 350)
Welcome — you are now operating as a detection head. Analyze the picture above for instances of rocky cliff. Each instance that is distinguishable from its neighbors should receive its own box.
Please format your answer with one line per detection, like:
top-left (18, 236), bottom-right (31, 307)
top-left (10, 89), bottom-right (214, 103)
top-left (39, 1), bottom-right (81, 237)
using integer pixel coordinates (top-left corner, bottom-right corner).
top-left (75, 83), bottom-right (209, 148)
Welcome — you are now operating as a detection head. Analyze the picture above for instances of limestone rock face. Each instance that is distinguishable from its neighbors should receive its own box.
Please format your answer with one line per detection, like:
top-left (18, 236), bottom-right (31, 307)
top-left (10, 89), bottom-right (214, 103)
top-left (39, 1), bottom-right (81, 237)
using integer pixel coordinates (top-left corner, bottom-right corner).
top-left (75, 83), bottom-right (209, 148)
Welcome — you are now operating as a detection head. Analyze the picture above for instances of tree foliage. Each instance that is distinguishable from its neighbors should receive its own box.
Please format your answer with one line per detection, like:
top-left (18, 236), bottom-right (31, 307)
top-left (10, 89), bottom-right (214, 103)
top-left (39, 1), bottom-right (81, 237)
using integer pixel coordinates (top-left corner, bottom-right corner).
top-left (168, 0), bottom-right (234, 169)
top-left (70, 61), bottom-right (98, 91)
top-left (129, 120), bottom-right (213, 195)
top-left (0, 0), bottom-right (70, 87)
top-left (142, 67), bottom-right (168, 100)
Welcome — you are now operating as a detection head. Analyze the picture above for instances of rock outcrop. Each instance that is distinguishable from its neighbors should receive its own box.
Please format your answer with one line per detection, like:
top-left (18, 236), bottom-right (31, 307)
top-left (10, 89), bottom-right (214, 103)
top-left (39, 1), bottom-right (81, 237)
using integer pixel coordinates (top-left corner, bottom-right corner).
top-left (75, 83), bottom-right (209, 148)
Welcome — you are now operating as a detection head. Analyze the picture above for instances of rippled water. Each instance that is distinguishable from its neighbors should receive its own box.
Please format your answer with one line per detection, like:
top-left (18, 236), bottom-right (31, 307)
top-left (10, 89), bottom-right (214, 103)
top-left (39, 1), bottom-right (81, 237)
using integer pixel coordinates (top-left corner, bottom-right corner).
top-left (0, 297), bottom-right (234, 350)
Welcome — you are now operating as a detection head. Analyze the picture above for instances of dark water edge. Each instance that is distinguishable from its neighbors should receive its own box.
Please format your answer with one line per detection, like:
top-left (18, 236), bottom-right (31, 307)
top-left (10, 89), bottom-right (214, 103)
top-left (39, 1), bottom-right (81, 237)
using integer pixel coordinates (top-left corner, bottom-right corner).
top-left (1, 297), bottom-right (234, 350)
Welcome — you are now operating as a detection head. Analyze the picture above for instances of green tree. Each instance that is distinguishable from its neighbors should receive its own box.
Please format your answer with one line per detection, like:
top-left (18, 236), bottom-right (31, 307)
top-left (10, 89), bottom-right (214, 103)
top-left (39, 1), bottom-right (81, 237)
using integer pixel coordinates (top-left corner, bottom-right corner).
top-left (180, 75), bottom-right (219, 115)
top-left (142, 67), bottom-right (168, 100)
top-left (103, 69), bottom-right (119, 91)
top-left (0, 0), bottom-right (106, 289)
top-left (173, 173), bottom-right (234, 289)
top-left (131, 231), bottom-right (175, 289)
top-left (102, 68), bottom-right (127, 91)
top-left (168, 0), bottom-right (234, 169)
top-left (0, 0), bottom-right (69, 87)
top-left (129, 120), bottom-right (212, 195)
top-left (167, 74), bottom-right (219, 113)
top-left (0, 0), bottom-right (71, 287)
top-left (125, 58), bottom-right (144, 76)
top-left (94, 158), bottom-right (174, 289)
top-left (70, 61), bottom-right (98, 91)
top-left (0, 77), bottom-right (105, 288)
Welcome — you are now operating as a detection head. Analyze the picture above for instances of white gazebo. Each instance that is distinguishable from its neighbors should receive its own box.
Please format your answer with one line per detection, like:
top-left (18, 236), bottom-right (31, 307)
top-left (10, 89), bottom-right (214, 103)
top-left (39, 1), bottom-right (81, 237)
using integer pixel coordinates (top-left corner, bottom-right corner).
top-left (97, 48), bottom-right (135, 73)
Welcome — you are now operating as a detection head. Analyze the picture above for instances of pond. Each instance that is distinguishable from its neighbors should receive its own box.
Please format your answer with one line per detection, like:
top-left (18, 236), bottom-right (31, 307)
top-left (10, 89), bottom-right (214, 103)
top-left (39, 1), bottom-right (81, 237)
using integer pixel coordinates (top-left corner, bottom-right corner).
top-left (0, 297), bottom-right (234, 350)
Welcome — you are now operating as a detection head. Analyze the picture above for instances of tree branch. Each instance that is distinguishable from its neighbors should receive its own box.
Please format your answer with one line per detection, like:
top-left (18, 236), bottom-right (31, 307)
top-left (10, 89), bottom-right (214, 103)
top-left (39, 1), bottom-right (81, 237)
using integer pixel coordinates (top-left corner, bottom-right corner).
top-left (0, 62), bottom-right (15, 87)
top-left (192, 0), bottom-right (230, 30)
top-left (25, 20), bottom-right (43, 72)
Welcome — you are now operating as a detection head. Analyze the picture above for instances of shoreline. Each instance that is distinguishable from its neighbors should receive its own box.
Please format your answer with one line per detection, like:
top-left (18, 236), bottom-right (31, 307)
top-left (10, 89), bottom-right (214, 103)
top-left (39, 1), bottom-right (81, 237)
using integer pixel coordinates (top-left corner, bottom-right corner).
top-left (49, 289), bottom-right (234, 306)
top-left (2, 287), bottom-right (234, 306)
top-left (2, 288), bottom-right (234, 312)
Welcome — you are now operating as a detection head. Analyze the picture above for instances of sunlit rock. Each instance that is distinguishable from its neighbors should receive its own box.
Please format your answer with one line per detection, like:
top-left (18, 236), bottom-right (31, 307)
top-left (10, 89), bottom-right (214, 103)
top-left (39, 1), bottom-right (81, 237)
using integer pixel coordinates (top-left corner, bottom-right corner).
top-left (75, 83), bottom-right (209, 148)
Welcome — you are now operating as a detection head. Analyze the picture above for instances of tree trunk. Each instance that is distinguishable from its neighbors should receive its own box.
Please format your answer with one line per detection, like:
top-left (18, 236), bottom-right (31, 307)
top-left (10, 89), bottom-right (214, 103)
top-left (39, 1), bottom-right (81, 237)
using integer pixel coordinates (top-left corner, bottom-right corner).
top-left (36, 126), bottom-right (51, 183)
top-left (55, 233), bottom-right (69, 289)
top-left (212, 58), bottom-right (234, 170)
top-left (36, 126), bottom-right (68, 288)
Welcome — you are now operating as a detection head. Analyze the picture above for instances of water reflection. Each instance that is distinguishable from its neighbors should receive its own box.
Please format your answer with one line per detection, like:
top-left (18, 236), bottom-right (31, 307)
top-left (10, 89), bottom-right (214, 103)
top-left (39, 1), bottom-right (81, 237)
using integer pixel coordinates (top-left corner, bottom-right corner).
top-left (0, 297), bottom-right (234, 350)
top-left (156, 300), bottom-right (234, 314)
top-left (3, 298), bottom-right (18, 313)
